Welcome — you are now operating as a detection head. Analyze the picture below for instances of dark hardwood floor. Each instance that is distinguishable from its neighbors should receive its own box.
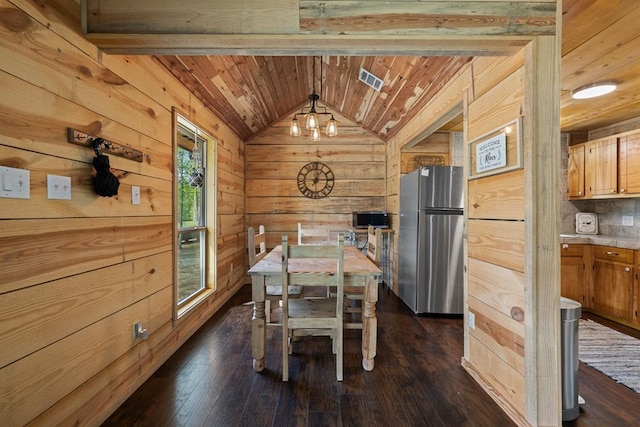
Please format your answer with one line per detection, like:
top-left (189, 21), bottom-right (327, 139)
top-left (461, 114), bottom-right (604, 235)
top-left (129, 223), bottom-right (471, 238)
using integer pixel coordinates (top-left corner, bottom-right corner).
top-left (566, 312), bottom-right (640, 427)
top-left (103, 285), bottom-right (640, 426)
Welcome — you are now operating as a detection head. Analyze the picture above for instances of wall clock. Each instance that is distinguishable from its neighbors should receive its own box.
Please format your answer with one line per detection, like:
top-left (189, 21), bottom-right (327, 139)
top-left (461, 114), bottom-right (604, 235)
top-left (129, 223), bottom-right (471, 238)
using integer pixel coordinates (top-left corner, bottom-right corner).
top-left (297, 162), bottom-right (335, 199)
top-left (575, 212), bottom-right (598, 234)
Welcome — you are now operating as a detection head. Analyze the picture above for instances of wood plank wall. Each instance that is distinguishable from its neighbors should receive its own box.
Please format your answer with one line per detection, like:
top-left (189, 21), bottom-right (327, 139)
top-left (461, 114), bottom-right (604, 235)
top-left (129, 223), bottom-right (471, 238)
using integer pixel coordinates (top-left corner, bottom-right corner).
top-left (0, 1), bottom-right (244, 425)
top-left (244, 109), bottom-right (386, 255)
top-left (387, 48), bottom-right (547, 425)
top-left (400, 132), bottom-right (451, 174)
top-left (464, 53), bottom-right (530, 425)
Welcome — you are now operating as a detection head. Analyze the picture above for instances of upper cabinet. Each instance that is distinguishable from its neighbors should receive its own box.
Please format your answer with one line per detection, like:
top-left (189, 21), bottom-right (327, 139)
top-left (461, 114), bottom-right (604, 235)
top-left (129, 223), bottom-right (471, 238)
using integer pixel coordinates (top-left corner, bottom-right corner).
top-left (567, 144), bottom-right (585, 198)
top-left (568, 129), bottom-right (640, 200)
top-left (586, 136), bottom-right (617, 197)
top-left (618, 131), bottom-right (640, 195)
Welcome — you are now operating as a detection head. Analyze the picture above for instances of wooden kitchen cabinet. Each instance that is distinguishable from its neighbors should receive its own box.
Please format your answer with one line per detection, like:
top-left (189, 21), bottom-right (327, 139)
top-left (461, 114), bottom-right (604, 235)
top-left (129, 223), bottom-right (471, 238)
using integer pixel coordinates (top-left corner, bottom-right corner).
top-left (566, 130), bottom-right (640, 200)
top-left (560, 243), bottom-right (587, 304)
top-left (586, 137), bottom-right (618, 197)
top-left (618, 131), bottom-right (640, 195)
top-left (635, 251), bottom-right (640, 327)
top-left (567, 144), bottom-right (586, 199)
top-left (591, 245), bottom-right (634, 324)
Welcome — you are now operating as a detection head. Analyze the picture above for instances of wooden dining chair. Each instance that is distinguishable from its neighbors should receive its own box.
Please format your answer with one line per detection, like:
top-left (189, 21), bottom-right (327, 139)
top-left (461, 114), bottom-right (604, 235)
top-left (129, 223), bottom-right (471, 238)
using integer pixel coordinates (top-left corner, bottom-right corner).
top-left (366, 225), bottom-right (383, 266)
top-left (344, 226), bottom-right (384, 329)
top-left (281, 234), bottom-right (345, 382)
top-left (297, 222), bottom-right (330, 245)
top-left (248, 225), bottom-right (302, 324)
top-left (298, 222), bottom-right (333, 297)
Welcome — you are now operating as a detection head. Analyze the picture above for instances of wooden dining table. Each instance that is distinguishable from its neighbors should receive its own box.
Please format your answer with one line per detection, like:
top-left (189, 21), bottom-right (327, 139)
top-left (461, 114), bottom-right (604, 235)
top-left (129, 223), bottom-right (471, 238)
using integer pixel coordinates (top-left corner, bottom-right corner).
top-left (247, 245), bottom-right (382, 372)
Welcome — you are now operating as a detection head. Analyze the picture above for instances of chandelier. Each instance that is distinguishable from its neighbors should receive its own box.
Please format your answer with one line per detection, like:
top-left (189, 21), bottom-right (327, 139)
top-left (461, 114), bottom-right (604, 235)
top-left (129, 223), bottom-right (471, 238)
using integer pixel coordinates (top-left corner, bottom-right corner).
top-left (289, 57), bottom-right (338, 141)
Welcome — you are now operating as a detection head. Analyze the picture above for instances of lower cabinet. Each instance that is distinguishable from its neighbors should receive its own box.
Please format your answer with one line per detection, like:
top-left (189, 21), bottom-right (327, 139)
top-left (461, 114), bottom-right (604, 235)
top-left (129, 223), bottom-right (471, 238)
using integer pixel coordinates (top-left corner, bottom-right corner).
top-left (560, 243), bottom-right (586, 304)
top-left (561, 242), bottom-right (639, 329)
top-left (636, 255), bottom-right (640, 327)
top-left (591, 245), bottom-right (635, 324)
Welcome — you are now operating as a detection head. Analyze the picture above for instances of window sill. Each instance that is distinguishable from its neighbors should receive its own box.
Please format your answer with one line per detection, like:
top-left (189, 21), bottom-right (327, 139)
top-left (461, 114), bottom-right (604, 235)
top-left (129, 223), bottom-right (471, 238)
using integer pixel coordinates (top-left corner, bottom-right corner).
top-left (177, 287), bottom-right (216, 319)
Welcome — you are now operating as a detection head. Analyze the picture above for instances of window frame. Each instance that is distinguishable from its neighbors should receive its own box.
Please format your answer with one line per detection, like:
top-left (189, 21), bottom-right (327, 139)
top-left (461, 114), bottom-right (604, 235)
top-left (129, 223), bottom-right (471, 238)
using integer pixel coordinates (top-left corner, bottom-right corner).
top-left (173, 109), bottom-right (217, 318)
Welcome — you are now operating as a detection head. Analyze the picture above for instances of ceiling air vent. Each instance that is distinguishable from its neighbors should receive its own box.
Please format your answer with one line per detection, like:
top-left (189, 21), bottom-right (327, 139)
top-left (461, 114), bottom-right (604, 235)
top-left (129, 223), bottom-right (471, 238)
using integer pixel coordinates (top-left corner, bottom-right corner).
top-left (358, 68), bottom-right (384, 91)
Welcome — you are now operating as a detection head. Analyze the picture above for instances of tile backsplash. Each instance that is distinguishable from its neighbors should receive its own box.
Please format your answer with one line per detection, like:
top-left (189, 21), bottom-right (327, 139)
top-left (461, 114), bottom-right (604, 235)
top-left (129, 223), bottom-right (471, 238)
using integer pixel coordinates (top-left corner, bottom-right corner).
top-left (560, 133), bottom-right (640, 238)
top-left (562, 198), bottom-right (640, 237)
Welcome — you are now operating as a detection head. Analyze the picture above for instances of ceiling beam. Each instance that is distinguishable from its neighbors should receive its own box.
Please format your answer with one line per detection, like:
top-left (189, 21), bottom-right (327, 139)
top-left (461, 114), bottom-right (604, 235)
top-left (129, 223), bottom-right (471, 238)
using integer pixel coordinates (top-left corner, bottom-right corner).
top-left (84, 0), bottom-right (556, 56)
top-left (87, 34), bottom-right (533, 56)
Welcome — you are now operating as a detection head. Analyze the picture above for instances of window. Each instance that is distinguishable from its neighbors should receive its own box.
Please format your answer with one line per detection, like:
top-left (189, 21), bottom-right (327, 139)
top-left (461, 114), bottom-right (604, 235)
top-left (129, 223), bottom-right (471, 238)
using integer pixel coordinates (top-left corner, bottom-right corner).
top-left (175, 112), bottom-right (216, 312)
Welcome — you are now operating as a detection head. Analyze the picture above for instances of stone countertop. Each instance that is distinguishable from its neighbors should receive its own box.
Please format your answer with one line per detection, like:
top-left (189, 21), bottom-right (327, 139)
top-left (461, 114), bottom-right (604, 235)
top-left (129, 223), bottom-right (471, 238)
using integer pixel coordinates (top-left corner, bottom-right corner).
top-left (560, 234), bottom-right (640, 250)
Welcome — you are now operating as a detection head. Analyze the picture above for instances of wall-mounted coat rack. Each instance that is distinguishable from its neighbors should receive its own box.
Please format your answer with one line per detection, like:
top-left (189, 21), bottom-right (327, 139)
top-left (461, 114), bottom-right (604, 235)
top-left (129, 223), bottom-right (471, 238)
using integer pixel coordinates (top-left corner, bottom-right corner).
top-left (66, 128), bottom-right (147, 163)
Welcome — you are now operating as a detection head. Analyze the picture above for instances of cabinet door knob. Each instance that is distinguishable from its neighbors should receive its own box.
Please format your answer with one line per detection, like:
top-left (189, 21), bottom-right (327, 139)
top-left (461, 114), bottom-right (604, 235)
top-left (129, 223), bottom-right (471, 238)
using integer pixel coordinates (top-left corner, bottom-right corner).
top-left (610, 189), bottom-right (616, 193)
top-left (625, 267), bottom-right (631, 272)
top-left (620, 188), bottom-right (626, 193)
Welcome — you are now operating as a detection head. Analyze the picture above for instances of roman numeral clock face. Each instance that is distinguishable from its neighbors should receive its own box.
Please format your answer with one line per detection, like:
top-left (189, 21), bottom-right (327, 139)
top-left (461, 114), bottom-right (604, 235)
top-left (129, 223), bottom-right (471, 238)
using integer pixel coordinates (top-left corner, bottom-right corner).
top-left (297, 162), bottom-right (335, 199)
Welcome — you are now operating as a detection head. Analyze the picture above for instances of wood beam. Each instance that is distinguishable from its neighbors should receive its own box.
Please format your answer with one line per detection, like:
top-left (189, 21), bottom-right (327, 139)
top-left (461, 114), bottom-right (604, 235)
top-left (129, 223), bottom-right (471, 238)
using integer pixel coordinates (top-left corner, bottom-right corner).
top-left (86, 34), bottom-right (532, 56)
top-left (85, 1), bottom-right (555, 35)
top-left (523, 35), bottom-right (561, 426)
top-left (84, 0), bottom-right (556, 55)
top-left (299, 1), bottom-right (556, 36)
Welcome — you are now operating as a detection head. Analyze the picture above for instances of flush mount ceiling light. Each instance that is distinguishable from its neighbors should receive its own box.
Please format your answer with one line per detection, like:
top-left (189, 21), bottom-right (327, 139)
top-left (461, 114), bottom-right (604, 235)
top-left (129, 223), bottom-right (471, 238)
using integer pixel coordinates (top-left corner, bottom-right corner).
top-left (571, 82), bottom-right (617, 99)
top-left (289, 56), bottom-right (338, 141)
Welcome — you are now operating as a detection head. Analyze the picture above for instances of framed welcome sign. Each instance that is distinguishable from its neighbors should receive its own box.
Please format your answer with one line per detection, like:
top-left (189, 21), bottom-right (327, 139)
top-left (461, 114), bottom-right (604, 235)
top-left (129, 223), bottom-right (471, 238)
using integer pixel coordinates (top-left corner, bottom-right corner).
top-left (468, 117), bottom-right (523, 179)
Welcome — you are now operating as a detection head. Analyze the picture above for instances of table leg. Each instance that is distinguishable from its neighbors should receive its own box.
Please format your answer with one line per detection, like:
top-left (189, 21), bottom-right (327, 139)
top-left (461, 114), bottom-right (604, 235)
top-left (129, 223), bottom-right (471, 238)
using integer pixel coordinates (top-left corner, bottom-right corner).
top-left (251, 277), bottom-right (266, 372)
top-left (361, 276), bottom-right (378, 371)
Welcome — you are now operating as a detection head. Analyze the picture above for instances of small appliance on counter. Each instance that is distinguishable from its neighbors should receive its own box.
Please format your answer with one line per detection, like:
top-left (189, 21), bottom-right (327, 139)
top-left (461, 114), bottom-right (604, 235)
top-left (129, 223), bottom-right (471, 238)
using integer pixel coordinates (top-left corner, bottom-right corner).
top-left (352, 211), bottom-right (389, 229)
top-left (575, 212), bottom-right (598, 235)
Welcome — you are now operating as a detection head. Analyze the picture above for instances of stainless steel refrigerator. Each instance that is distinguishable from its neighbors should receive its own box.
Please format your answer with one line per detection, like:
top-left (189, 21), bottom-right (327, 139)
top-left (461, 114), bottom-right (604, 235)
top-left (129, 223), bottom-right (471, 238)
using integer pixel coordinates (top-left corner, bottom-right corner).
top-left (398, 166), bottom-right (464, 314)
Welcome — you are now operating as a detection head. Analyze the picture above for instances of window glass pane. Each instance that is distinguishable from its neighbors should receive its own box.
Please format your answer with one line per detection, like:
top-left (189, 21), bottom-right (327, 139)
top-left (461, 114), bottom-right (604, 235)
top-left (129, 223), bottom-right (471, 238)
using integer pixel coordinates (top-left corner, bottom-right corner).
top-left (175, 115), bottom-right (213, 307)
top-left (177, 230), bottom-right (204, 303)
top-left (177, 144), bottom-right (204, 228)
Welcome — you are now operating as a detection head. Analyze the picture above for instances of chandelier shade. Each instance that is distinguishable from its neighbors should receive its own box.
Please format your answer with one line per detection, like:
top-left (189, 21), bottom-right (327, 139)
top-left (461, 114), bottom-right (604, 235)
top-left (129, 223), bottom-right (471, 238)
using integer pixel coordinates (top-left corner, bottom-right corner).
top-left (289, 118), bottom-right (301, 136)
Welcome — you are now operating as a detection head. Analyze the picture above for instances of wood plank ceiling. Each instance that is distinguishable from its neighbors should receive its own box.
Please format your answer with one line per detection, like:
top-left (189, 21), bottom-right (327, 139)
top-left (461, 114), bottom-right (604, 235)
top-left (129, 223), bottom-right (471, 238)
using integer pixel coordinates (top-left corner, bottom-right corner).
top-left (155, 55), bottom-right (471, 142)
top-left (150, 0), bottom-right (640, 141)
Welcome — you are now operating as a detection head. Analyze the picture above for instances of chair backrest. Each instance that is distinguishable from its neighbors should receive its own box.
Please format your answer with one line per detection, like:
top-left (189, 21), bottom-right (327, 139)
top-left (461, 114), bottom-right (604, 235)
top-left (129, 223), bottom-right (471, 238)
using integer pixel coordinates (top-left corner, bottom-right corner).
top-left (297, 222), bottom-right (330, 245)
top-left (282, 234), bottom-right (344, 303)
top-left (248, 225), bottom-right (267, 267)
top-left (366, 225), bottom-right (383, 265)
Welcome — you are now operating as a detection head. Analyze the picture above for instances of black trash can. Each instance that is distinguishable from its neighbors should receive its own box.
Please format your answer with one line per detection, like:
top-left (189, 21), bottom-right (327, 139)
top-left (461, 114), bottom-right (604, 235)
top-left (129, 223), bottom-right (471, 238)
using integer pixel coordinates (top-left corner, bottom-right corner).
top-left (561, 296), bottom-right (582, 421)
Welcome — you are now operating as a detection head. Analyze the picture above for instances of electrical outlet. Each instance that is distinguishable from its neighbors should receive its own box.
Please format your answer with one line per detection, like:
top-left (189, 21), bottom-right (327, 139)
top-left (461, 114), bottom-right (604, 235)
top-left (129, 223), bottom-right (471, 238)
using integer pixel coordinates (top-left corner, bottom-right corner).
top-left (468, 311), bottom-right (475, 329)
top-left (131, 186), bottom-right (141, 205)
top-left (0, 166), bottom-right (30, 199)
top-left (47, 174), bottom-right (71, 200)
top-left (621, 215), bottom-right (634, 227)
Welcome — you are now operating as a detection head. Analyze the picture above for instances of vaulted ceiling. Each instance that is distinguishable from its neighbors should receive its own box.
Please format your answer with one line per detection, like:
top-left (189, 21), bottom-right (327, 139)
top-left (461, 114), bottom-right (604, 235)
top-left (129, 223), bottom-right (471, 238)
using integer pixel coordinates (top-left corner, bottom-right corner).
top-left (89, 1), bottom-right (640, 141)
top-left (155, 55), bottom-right (472, 142)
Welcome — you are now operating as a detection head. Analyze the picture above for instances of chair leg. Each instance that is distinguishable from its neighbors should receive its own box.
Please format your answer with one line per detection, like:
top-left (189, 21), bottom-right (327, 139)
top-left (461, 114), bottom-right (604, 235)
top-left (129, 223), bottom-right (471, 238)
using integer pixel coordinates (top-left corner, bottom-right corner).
top-left (283, 326), bottom-right (289, 382)
top-left (265, 299), bottom-right (271, 324)
top-left (336, 326), bottom-right (343, 381)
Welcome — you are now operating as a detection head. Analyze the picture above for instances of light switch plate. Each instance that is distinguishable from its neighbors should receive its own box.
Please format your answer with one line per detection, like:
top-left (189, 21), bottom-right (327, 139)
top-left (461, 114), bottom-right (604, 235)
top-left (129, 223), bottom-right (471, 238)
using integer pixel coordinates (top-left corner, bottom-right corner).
top-left (131, 186), bottom-right (141, 205)
top-left (0, 166), bottom-right (30, 199)
top-left (47, 174), bottom-right (71, 200)
top-left (468, 311), bottom-right (475, 329)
